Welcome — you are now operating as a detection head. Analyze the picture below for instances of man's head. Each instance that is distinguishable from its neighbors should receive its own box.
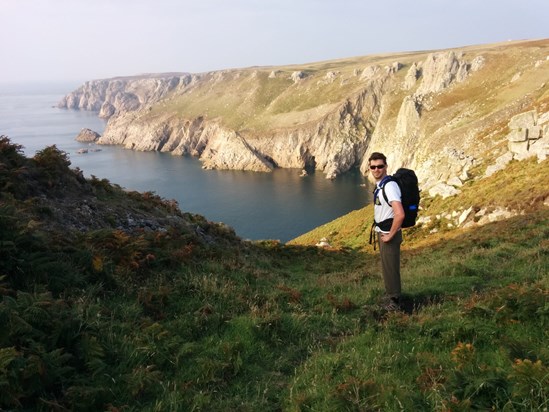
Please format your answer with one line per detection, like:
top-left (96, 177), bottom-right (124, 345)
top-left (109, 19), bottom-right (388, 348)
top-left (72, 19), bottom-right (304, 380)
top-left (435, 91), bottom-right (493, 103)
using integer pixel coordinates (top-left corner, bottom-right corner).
top-left (368, 152), bottom-right (387, 181)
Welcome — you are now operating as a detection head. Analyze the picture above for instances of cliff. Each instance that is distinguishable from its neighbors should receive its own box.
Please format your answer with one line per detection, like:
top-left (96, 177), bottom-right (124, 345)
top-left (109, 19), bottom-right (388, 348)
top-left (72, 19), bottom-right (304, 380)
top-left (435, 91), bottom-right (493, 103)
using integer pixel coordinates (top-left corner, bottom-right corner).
top-left (59, 39), bottom-right (549, 191)
top-left (58, 73), bottom-right (191, 118)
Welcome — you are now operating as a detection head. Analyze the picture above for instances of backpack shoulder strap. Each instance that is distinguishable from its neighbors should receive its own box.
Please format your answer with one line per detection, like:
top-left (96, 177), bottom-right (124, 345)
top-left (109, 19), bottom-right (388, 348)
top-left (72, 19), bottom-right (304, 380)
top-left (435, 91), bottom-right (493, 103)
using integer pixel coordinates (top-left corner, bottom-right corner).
top-left (380, 176), bottom-right (393, 204)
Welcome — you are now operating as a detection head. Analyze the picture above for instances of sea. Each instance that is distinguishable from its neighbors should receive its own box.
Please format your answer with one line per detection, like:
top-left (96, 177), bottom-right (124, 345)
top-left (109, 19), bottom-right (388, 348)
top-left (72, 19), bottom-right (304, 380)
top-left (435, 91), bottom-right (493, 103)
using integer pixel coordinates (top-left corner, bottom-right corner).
top-left (0, 83), bottom-right (371, 242)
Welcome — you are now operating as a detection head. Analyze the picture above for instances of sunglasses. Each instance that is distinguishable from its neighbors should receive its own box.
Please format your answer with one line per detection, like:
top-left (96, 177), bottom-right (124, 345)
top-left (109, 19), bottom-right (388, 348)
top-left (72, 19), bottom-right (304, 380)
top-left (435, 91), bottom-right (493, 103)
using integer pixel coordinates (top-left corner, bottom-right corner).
top-left (369, 164), bottom-right (386, 170)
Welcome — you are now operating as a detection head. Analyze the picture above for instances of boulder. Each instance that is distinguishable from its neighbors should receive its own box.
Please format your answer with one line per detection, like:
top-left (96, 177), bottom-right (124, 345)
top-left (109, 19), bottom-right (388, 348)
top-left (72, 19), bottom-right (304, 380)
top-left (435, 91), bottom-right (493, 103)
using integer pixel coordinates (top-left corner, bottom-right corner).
top-left (75, 128), bottom-right (101, 142)
top-left (509, 110), bottom-right (537, 129)
top-left (290, 71), bottom-right (306, 83)
top-left (527, 135), bottom-right (549, 161)
top-left (470, 55), bottom-right (485, 71)
top-left (325, 71), bottom-right (339, 82)
top-left (528, 126), bottom-right (542, 140)
top-left (485, 152), bottom-right (513, 177)
top-left (507, 109), bottom-right (549, 161)
top-left (477, 207), bottom-right (516, 225)
top-left (507, 129), bottom-right (527, 142)
top-left (428, 182), bottom-right (461, 198)
top-left (360, 65), bottom-right (381, 81)
top-left (386, 62), bottom-right (403, 74)
top-left (447, 176), bottom-right (463, 187)
top-left (508, 141), bottom-right (531, 158)
top-left (315, 237), bottom-right (331, 248)
top-left (458, 207), bottom-right (474, 226)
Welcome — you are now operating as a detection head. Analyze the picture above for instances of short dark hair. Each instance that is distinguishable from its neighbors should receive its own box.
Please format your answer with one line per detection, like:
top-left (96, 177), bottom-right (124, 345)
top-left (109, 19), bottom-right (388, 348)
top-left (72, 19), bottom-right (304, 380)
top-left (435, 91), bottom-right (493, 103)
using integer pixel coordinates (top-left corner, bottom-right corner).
top-left (368, 152), bottom-right (387, 164)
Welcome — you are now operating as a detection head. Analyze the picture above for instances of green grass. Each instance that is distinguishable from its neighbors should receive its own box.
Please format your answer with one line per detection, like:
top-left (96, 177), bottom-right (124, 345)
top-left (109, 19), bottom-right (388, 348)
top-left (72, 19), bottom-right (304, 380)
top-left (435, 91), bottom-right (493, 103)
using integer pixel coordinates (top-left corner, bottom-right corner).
top-left (1, 138), bottom-right (548, 410)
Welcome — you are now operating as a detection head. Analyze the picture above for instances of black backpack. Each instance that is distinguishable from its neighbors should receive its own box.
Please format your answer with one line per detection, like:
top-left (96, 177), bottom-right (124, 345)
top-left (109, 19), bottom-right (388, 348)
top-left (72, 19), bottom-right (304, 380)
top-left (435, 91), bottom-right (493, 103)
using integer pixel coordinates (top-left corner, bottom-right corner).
top-left (381, 168), bottom-right (420, 228)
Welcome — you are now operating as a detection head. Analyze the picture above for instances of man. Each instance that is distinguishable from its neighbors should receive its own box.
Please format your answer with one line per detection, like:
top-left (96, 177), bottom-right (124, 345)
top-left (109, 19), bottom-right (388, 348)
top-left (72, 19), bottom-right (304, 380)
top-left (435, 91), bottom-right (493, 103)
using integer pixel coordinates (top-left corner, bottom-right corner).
top-left (369, 152), bottom-right (405, 311)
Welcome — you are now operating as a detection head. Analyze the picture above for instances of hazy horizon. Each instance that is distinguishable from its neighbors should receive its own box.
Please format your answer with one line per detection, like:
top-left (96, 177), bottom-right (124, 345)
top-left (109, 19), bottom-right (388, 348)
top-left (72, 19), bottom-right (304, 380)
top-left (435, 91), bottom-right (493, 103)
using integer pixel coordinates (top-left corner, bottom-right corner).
top-left (1, 0), bottom-right (548, 85)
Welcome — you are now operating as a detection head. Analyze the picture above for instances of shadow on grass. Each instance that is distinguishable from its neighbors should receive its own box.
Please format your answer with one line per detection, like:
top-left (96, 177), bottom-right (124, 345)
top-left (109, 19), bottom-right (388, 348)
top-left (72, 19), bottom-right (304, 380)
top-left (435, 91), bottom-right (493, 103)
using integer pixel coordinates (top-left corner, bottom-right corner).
top-left (399, 291), bottom-right (446, 314)
top-left (360, 291), bottom-right (447, 322)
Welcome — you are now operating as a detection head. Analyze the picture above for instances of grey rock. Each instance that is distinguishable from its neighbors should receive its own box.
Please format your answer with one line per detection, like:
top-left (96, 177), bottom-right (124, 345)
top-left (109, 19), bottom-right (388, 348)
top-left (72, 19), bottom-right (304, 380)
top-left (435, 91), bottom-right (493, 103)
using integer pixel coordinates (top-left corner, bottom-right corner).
top-left (428, 183), bottom-right (461, 198)
top-left (509, 110), bottom-right (537, 129)
top-left (75, 128), bottom-right (101, 142)
top-left (485, 152), bottom-right (513, 177)
top-left (528, 126), bottom-right (542, 140)
top-left (507, 129), bottom-right (528, 142)
top-left (403, 62), bottom-right (421, 90)
top-left (290, 71), bottom-right (306, 83)
top-left (99, 101), bottom-right (116, 118)
top-left (360, 65), bottom-right (381, 81)
top-left (416, 51), bottom-right (471, 94)
top-left (447, 176), bottom-right (463, 187)
top-left (458, 207), bottom-right (474, 226)
top-left (507, 109), bottom-right (549, 161)
top-left (471, 56), bottom-right (485, 71)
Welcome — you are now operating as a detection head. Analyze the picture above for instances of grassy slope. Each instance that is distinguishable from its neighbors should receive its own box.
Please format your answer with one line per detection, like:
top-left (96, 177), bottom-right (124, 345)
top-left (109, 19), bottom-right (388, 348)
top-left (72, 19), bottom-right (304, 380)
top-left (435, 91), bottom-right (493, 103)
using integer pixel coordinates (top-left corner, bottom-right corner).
top-left (1, 134), bottom-right (548, 411)
top-left (285, 158), bottom-right (549, 411)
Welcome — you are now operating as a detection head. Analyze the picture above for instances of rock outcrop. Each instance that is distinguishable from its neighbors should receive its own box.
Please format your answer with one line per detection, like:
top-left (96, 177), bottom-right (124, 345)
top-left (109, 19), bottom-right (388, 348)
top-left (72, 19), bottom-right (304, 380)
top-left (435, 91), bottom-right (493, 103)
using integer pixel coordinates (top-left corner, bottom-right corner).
top-left (506, 110), bottom-right (549, 161)
top-left (75, 128), bottom-right (101, 142)
top-left (415, 51), bottom-right (473, 95)
top-left (485, 109), bottom-right (549, 177)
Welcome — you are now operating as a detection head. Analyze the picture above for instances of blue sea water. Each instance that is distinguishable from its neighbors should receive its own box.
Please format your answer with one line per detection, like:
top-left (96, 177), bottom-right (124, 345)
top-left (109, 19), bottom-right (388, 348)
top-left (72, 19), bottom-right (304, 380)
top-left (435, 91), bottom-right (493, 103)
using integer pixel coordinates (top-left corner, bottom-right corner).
top-left (0, 84), bottom-right (371, 242)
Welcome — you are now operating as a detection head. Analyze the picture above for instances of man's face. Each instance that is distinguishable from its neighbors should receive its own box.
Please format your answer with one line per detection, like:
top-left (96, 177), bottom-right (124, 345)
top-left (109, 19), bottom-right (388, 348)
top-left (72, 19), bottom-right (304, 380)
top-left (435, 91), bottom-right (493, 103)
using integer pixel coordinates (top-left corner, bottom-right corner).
top-left (369, 160), bottom-right (387, 181)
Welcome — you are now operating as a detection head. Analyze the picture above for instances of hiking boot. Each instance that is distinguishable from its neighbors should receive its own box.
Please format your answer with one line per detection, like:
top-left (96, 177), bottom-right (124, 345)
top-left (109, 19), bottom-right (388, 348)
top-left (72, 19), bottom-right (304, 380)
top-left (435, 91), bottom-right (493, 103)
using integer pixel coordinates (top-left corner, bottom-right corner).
top-left (382, 297), bottom-right (401, 312)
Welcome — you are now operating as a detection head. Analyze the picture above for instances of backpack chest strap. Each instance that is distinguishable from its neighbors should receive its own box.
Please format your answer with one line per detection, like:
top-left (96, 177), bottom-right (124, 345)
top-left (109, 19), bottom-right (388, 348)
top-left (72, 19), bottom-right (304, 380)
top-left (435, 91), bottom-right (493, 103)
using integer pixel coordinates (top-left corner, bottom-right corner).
top-left (374, 176), bottom-right (393, 204)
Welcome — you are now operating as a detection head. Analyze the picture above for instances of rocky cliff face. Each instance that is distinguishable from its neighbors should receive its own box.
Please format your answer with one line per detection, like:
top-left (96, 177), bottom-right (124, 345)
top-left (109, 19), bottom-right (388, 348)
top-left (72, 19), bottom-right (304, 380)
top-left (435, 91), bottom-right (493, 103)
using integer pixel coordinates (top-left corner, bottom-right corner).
top-left (97, 71), bottom-right (391, 179)
top-left (58, 73), bottom-right (191, 118)
top-left (59, 39), bottom-right (549, 193)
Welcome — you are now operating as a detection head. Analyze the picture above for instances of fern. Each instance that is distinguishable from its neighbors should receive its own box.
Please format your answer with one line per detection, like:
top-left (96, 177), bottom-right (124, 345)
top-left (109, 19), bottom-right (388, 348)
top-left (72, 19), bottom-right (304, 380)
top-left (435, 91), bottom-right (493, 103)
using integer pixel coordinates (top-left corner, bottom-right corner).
top-left (0, 346), bottom-right (19, 370)
top-left (79, 334), bottom-right (107, 376)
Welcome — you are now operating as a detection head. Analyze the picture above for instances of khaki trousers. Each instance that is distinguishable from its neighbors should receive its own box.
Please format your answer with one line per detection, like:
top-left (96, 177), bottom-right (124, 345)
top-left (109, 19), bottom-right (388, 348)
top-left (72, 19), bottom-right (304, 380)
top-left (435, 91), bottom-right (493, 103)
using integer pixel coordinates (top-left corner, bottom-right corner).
top-left (378, 230), bottom-right (402, 299)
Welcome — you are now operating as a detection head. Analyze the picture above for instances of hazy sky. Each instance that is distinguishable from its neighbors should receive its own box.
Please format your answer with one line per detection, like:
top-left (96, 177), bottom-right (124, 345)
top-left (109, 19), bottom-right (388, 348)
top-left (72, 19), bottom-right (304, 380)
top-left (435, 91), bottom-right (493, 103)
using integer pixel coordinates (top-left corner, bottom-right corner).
top-left (1, 0), bottom-right (548, 84)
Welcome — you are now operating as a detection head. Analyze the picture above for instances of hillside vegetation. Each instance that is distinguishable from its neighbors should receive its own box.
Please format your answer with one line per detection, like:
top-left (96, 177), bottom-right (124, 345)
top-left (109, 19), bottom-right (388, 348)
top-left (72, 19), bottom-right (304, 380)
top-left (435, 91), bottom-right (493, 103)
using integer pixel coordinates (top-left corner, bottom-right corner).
top-left (1, 135), bottom-right (548, 411)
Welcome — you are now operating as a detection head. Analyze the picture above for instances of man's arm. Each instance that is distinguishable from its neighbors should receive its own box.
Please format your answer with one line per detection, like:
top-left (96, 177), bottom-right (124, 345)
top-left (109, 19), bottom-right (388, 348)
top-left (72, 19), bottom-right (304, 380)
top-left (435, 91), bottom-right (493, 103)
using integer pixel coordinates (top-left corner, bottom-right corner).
top-left (381, 200), bottom-right (405, 242)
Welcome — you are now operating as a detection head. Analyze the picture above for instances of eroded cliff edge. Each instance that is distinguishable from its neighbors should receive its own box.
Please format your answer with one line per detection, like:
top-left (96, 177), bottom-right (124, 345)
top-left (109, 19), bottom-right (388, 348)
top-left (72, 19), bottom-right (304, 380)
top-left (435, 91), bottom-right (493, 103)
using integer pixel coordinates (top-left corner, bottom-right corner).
top-left (59, 39), bottom-right (549, 191)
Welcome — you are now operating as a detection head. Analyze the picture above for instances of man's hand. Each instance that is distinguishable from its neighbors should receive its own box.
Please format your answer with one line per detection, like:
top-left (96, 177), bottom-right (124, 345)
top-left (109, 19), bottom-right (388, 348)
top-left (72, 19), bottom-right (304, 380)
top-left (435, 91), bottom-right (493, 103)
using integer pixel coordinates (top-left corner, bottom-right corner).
top-left (380, 233), bottom-right (393, 243)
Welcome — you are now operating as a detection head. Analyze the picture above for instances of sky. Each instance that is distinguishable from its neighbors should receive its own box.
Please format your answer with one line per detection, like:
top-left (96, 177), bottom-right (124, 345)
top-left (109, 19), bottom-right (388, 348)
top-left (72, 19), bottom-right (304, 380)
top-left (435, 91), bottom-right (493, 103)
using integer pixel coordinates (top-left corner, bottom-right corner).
top-left (1, 0), bottom-right (548, 84)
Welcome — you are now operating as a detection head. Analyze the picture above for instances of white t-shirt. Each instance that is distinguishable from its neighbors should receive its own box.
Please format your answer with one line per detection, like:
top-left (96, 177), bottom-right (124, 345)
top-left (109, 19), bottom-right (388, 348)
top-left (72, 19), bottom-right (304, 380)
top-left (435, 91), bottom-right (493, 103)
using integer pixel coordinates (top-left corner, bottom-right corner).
top-left (374, 179), bottom-right (401, 233)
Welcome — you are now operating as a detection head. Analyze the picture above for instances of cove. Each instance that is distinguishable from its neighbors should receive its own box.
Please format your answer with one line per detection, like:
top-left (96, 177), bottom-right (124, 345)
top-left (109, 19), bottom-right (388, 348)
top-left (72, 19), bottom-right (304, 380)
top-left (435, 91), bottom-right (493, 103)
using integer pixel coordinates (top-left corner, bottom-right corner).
top-left (0, 90), bottom-right (371, 242)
